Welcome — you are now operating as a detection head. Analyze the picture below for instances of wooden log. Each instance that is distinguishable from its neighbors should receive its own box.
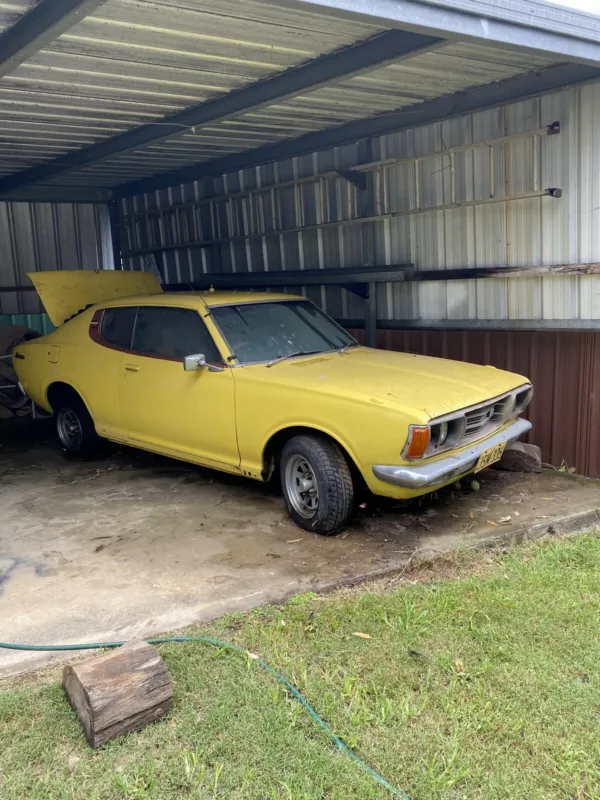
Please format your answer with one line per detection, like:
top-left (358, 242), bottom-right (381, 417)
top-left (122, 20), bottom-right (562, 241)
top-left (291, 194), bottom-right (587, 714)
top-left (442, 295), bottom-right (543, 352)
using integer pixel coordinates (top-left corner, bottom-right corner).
top-left (63, 640), bottom-right (172, 748)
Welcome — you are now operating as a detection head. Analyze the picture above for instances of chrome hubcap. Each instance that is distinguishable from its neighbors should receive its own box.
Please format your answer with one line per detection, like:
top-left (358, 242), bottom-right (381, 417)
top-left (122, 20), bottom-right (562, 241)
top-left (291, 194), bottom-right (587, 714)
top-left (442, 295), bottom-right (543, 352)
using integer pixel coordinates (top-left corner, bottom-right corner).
top-left (57, 408), bottom-right (83, 451)
top-left (285, 454), bottom-right (319, 518)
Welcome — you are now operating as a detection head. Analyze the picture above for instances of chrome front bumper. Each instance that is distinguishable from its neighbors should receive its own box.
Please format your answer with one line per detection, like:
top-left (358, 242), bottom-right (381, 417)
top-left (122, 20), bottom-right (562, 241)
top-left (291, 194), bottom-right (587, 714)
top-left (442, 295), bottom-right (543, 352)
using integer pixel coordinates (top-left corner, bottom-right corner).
top-left (372, 418), bottom-right (532, 490)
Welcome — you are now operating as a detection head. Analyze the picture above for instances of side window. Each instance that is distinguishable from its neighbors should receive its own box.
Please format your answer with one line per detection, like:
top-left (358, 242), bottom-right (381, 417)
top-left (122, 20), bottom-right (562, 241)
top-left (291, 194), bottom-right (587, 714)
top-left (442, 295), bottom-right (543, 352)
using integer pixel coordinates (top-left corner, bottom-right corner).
top-left (132, 307), bottom-right (221, 362)
top-left (101, 307), bottom-right (137, 350)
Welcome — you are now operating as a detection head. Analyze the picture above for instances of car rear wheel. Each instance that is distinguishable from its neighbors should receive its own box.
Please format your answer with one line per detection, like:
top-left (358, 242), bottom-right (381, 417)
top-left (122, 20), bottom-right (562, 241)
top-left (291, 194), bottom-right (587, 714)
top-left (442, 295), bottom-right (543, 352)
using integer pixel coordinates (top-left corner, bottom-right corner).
top-left (55, 397), bottom-right (105, 460)
top-left (280, 434), bottom-right (354, 535)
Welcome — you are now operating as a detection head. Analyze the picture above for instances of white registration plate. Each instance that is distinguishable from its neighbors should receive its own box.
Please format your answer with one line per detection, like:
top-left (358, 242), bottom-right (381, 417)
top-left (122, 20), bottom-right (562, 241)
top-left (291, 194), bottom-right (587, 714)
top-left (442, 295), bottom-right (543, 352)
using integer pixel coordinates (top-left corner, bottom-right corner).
top-left (474, 442), bottom-right (506, 473)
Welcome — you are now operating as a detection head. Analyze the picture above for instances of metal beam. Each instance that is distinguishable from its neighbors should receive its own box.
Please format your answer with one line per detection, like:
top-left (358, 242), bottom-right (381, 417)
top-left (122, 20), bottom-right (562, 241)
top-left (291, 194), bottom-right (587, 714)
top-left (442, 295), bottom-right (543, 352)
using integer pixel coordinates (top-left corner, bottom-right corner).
top-left (0, 0), bottom-right (109, 79)
top-left (0, 186), bottom-right (111, 203)
top-left (117, 62), bottom-right (600, 197)
top-left (0, 29), bottom-right (440, 193)
top-left (262, 0), bottom-right (600, 66)
top-left (163, 265), bottom-right (410, 292)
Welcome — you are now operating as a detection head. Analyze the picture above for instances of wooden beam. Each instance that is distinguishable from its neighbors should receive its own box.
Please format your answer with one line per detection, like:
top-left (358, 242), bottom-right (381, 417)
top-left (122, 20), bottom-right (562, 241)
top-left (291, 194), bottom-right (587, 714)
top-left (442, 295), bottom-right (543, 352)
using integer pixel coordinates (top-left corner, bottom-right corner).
top-left (409, 263), bottom-right (600, 281)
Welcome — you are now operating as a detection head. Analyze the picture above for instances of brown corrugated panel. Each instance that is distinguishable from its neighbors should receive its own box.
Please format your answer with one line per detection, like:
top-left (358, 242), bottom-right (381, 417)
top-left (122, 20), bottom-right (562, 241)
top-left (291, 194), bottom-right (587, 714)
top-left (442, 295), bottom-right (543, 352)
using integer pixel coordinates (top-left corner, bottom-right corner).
top-left (348, 328), bottom-right (600, 478)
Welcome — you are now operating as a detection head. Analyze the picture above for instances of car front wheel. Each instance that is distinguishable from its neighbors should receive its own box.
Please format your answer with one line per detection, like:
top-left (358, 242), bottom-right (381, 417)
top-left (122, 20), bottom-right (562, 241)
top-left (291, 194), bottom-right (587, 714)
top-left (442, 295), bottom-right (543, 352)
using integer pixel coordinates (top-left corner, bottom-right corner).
top-left (280, 434), bottom-right (354, 535)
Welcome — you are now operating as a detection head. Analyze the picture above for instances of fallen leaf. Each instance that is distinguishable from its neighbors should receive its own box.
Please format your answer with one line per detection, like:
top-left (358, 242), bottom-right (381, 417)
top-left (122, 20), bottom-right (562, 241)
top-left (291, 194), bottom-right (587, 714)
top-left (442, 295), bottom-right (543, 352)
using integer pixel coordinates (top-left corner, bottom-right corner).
top-left (352, 632), bottom-right (372, 640)
top-left (469, 512), bottom-right (474, 519)
top-left (487, 520), bottom-right (498, 527)
top-left (287, 538), bottom-right (303, 543)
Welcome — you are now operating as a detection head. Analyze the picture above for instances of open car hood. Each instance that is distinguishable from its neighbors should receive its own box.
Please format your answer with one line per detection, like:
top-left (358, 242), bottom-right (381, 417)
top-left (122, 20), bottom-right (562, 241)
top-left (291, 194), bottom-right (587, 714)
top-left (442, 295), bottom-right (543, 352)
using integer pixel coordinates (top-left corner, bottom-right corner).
top-left (29, 270), bottom-right (163, 326)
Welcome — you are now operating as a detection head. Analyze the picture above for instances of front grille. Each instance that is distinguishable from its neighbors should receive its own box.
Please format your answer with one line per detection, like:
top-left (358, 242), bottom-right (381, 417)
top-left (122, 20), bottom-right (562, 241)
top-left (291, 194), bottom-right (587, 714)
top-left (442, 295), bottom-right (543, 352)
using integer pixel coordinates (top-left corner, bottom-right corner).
top-left (422, 384), bottom-right (532, 460)
top-left (464, 404), bottom-right (495, 436)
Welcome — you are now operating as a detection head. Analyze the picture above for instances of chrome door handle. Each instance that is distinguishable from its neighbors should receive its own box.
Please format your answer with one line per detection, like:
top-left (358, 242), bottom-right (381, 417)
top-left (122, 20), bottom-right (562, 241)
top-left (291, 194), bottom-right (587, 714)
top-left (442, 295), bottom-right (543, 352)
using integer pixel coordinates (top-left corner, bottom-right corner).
top-left (125, 364), bottom-right (140, 373)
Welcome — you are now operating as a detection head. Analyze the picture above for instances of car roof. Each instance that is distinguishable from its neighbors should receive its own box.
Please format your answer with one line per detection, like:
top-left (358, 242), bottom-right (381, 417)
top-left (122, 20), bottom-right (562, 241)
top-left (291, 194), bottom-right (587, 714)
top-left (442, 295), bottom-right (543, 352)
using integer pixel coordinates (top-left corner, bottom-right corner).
top-left (99, 290), bottom-right (305, 310)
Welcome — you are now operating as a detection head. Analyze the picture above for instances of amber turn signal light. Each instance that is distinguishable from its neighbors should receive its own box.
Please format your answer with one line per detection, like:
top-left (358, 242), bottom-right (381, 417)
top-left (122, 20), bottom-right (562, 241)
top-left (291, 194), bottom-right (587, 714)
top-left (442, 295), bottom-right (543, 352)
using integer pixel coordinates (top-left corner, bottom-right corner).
top-left (404, 425), bottom-right (431, 459)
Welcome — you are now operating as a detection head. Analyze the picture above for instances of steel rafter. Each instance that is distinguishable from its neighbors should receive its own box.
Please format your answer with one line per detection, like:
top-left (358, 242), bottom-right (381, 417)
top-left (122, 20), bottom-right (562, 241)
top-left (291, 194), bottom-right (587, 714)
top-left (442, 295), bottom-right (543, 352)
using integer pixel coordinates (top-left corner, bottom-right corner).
top-left (0, 0), bottom-right (109, 79)
top-left (117, 62), bottom-right (600, 197)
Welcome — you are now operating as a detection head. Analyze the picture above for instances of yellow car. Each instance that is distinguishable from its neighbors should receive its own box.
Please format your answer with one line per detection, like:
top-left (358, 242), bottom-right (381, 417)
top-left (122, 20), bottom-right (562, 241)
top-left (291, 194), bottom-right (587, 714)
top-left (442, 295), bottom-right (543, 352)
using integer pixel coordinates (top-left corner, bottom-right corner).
top-left (14, 271), bottom-right (533, 534)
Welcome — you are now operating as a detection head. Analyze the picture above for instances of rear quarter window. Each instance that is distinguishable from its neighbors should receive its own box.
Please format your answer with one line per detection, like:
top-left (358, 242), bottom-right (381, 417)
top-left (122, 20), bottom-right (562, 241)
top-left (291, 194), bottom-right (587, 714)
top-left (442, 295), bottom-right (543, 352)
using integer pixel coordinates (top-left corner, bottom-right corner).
top-left (101, 307), bottom-right (137, 350)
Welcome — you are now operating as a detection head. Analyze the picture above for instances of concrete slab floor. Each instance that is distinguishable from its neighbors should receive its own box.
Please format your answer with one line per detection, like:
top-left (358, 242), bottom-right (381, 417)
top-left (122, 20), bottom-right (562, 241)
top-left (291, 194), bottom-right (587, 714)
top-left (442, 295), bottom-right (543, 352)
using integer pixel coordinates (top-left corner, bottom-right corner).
top-left (1, 419), bottom-right (599, 677)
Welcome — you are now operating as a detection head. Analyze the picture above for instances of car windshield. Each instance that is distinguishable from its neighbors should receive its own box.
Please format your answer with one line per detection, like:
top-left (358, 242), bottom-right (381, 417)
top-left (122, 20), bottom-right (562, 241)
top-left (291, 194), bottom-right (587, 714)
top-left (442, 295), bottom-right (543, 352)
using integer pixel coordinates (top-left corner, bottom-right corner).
top-left (211, 300), bottom-right (357, 364)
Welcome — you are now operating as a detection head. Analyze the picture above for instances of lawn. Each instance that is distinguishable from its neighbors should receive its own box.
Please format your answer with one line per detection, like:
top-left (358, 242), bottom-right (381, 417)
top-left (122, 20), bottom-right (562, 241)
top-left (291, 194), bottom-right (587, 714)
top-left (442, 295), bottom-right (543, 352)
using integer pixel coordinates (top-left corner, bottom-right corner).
top-left (1, 533), bottom-right (600, 800)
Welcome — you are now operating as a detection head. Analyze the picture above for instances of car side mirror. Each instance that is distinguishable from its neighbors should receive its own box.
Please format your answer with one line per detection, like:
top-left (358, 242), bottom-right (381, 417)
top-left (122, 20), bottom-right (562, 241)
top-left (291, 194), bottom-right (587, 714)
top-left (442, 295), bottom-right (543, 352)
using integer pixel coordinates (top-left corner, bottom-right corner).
top-left (183, 353), bottom-right (206, 371)
top-left (183, 354), bottom-right (225, 373)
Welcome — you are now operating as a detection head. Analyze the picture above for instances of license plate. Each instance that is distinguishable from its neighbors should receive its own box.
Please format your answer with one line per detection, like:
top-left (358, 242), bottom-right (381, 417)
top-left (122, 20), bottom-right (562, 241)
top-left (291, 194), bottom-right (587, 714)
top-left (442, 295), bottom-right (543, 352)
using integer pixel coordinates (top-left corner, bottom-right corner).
top-left (474, 442), bottom-right (506, 473)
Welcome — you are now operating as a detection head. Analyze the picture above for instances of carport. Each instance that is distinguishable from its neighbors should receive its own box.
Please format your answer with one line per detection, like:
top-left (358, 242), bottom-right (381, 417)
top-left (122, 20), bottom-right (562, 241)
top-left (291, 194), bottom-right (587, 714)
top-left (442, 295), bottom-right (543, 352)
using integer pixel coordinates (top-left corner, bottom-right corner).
top-left (1, 0), bottom-right (600, 470)
top-left (2, 0), bottom-right (600, 672)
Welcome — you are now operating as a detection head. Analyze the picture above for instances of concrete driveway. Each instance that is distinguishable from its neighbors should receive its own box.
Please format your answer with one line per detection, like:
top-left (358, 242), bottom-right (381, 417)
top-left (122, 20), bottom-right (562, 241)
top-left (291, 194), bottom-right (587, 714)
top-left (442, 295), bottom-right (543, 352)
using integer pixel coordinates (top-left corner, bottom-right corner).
top-left (1, 419), bottom-right (599, 676)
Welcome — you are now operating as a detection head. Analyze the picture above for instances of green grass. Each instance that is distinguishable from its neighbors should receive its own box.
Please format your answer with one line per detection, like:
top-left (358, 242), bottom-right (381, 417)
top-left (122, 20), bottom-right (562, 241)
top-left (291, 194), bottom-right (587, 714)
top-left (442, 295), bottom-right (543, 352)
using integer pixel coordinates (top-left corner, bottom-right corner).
top-left (2, 533), bottom-right (600, 800)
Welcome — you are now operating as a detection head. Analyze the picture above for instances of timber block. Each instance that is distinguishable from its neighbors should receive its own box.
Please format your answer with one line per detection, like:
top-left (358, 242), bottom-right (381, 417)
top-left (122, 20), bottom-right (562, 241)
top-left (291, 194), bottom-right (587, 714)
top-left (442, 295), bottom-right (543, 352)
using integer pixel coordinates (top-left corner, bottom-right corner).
top-left (63, 640), bottom-right (172, 748)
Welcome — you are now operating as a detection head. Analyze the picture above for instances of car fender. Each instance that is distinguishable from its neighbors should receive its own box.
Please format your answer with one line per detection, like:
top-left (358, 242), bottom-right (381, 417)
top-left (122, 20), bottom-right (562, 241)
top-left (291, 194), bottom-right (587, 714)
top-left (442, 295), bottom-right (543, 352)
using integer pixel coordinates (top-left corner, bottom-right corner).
top-left (264, 418), bottom-right (361, 463)
top-left (43, 373), bottom-right (94, 417)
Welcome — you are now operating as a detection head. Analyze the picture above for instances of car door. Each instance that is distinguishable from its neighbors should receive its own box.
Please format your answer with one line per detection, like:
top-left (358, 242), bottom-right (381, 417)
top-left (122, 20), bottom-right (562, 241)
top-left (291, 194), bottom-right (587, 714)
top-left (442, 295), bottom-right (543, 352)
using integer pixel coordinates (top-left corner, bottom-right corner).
top-left (119, 305), bottom-right (239, 469)
top-left (87, 305), bottom-right (138, 440)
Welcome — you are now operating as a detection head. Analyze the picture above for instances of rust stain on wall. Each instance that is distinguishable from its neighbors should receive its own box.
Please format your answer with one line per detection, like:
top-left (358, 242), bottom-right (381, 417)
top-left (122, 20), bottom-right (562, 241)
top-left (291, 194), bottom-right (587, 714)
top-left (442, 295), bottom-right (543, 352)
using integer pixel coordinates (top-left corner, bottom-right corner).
top-left (349, 328), bottom-right (600, 479)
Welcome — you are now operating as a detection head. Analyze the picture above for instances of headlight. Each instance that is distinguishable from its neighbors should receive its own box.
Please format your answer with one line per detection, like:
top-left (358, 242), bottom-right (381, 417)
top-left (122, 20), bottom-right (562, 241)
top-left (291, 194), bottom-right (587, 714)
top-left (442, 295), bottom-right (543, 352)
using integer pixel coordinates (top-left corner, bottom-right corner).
top-left (437, 421), bottom-right (449, 446)
top-left (431, 417), bottom-right (466, 450)
top-left (513, 386), bottom-right (533, 415)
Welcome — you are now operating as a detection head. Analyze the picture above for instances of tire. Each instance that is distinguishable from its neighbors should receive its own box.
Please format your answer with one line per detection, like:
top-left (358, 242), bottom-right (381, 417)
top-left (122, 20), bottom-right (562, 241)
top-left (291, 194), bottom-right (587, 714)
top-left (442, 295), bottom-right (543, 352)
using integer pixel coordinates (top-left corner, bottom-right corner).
top-left (55, 395), bottom-right (105, 460)
top-left (280, 434), bottom-right (354, 535)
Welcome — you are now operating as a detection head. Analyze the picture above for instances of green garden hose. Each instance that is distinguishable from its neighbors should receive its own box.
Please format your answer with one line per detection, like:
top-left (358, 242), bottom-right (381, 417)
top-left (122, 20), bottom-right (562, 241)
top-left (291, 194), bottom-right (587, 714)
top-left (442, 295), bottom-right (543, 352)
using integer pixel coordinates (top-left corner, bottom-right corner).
top-left (0, 636), bottom-right (408, 799)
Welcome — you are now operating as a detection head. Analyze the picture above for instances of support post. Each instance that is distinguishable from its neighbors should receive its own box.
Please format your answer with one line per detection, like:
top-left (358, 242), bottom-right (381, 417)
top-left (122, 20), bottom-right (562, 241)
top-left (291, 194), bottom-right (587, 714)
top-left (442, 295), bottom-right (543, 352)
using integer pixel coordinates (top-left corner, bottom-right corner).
top-left (366, 282), bottom-right (377, 347)
top-left (108, 200), bottom-right (122, 270)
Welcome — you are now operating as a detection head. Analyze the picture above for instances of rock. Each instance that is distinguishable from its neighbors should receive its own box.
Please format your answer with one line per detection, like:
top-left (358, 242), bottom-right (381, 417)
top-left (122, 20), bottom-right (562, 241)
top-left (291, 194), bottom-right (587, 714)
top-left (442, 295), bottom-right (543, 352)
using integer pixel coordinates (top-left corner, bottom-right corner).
top-left (494, 442), bottom-right (542, 473)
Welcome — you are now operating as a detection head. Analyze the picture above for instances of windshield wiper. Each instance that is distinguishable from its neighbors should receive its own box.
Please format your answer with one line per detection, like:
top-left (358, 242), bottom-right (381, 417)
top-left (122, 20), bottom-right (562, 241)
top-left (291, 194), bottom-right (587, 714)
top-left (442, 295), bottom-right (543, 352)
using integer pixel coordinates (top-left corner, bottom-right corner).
top-left (266, 350), bottom-right (322, 367)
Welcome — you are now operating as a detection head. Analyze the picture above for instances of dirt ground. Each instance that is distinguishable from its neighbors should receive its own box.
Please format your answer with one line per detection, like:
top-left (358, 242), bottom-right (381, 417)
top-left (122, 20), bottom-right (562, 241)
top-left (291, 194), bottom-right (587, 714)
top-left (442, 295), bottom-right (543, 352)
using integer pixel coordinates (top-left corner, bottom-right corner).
top-left (1, 419), bottom-right (599, 676)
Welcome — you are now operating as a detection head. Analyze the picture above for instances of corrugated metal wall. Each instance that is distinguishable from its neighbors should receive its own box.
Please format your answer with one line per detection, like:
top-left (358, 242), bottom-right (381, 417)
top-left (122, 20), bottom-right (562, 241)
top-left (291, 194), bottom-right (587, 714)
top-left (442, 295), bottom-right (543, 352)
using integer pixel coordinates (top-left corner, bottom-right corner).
top-left (121, 80), bottom-right (600, 326)
top-left (0, 202), bottom-right (112, 315)
top-left (348, 327), bottom-right (600, 479)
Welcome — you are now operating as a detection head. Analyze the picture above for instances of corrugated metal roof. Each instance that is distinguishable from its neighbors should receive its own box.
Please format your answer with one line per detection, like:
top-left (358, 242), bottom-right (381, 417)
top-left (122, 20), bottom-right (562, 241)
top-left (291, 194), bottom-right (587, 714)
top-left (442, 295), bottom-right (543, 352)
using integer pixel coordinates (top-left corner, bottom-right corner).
top-left (0, 1), bottom-right (36, 33)
top-left (0, 0), bottom-right (598, 193)
top-left (0, 0), bottom-right (383, 176)
top-left (34, 38), bottom-right (560, 188)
